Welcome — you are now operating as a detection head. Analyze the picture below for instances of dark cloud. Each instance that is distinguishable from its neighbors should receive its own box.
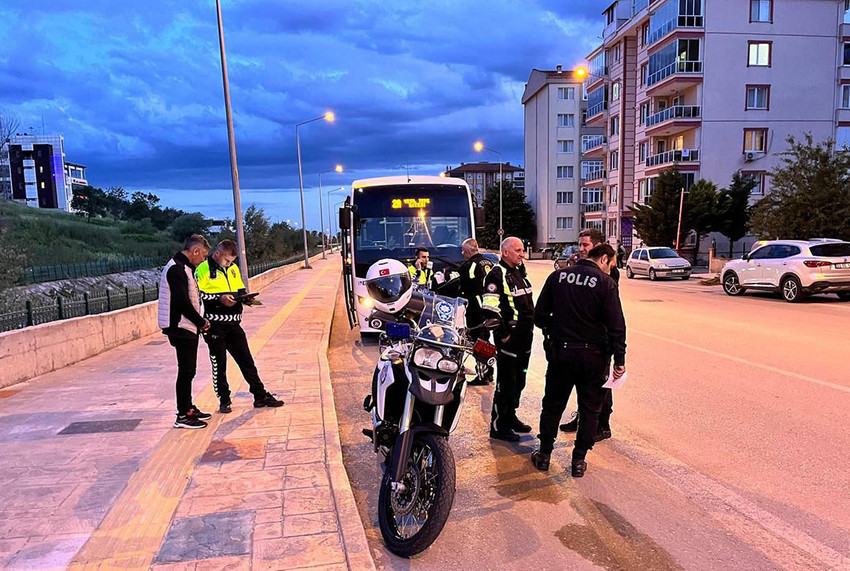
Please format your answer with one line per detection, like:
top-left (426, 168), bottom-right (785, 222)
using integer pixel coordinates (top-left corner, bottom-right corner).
top-left (0, 0), bottom-right (608, 226)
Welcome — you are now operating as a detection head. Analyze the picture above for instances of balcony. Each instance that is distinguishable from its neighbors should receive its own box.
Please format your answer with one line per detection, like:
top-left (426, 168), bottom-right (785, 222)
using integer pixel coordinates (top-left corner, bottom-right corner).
top-left (582, 168), bottom-right (606, 187)
top-left (580, 202), bottom-right (606, 214)
top-left (647, 60), bottom-right (703, 97)
top-left (581, 135), bottom-right (606, 155)
top-left (645, 105), bottom-right (701, 136)
top-left (586, 101), bottom-right (608, 125)
top-left (645, 148), bottom-right (700, 172)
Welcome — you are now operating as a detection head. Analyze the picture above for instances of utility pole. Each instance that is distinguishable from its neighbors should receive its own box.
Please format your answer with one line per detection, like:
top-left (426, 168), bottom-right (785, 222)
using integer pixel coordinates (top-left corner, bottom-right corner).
top-left (675, 187), bottom-right (685, 252)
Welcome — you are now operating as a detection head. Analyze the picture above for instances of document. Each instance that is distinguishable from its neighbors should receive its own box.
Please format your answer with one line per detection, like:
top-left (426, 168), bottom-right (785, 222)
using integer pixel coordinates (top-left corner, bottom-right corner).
top-left (602, 366), bottom-right (627, 390)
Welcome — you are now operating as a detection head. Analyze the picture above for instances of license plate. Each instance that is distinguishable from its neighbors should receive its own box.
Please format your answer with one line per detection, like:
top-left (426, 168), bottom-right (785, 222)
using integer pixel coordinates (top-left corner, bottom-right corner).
top-left (672, 269), bottom-right (684, 273)
top-left (836, 263), bottom-right (850, 269)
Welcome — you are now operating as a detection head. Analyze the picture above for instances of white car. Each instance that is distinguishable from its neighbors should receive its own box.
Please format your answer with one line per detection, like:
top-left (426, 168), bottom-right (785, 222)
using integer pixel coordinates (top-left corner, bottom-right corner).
top-left (721, 240), bottom-right (850, 302)
top-left (626, 247), bottom-right (692, 280)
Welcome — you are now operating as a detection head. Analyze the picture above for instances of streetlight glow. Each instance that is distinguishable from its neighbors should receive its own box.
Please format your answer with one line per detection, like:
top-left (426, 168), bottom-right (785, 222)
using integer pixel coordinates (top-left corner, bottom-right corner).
top-left (296, 112), bottom-right (336, 268)
top-left (324, 111), bottom-right (335, 122)
top-left (335, 164), bottom-right (343, 173)
top-left (473, 140), bottom-right (504, 238)
top-left (473, 141), bottom-right (484, 152)
top-left (318, 163), bottom-right (344, 260)
top-left (575, 67), bottom-right (588, 79)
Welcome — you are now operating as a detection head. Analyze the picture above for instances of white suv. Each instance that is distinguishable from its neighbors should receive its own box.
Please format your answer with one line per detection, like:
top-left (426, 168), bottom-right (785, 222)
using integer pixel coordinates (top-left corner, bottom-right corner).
top-left (721, 240), bottom-right (850, 302)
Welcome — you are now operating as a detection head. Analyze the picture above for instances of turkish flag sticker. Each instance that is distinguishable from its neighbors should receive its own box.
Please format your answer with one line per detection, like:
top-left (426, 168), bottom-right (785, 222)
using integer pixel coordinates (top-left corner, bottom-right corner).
top-left (379, 269), bottom-right (390, 276)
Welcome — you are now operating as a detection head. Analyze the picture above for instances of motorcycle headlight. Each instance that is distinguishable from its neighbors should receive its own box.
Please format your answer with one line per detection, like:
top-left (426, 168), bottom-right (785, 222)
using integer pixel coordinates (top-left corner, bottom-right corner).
top-left (437, 359), bottom-right (459, 373)
top-left (413, 348), bottom-right (442, 369)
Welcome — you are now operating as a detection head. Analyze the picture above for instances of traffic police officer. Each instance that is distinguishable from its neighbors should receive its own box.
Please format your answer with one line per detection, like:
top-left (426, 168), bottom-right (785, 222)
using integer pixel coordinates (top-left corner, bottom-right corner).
top-left (482, 237), bottom-right (534, 442)
top-left (531, 243), bottom-right (626, 477)
top-left (408, 247), bottom-right (434, 286)
top-left (196, 240), bottom-right (284, 413)
top-left (458, 238), bottom-right (494, 385)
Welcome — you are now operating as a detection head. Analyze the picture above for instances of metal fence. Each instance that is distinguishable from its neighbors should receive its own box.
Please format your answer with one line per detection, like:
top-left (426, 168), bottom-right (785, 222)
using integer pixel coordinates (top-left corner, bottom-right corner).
top-left (1, 249), bottom-right (323, 334)
top-left (20, 257), bottom-right (165, 285)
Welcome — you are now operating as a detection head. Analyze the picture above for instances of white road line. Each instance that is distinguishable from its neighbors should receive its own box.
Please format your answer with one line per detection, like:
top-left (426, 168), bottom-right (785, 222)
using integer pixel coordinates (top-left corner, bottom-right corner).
top-left (632, 329), bottom-right (850, 395)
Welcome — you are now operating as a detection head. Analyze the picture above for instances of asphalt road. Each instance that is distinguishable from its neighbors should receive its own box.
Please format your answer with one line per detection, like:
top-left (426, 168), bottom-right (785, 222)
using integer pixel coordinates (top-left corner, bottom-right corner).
top-left (328, 260), bottom-right (850, 570)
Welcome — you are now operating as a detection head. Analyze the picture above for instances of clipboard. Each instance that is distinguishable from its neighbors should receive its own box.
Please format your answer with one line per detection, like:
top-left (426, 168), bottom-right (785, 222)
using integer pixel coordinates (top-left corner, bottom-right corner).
top-left (233, 292), bottom-right (262, 306)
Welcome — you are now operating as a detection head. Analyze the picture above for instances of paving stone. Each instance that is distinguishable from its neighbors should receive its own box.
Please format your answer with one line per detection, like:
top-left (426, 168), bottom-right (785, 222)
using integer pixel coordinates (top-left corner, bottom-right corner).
top-left (193, 555), bottom-right (252, 570)
top-left (186, 469), bottom-right (285, 498)
top-left (253, 533), bottom-right (346, 569)
top-left (283, 487), bottom-right (335, 515)
top-left (155, 510), bottom-right (254, 564)
top-left (265, 447), bottom-right (326, 467)
top-left (6, 533), bottom-right (89, 569)
top-left (288, 423), bottom-right (324, 440)
top-left (200, 438), bottom-right (267, 463)
top-left (286, 437), bottom-right (325, 450)
top-left (283, 512), bottom-right (339, 538)
top-left (180, 491), bottom-right (283, 517)
top-left (254, 521), bottom-right (283, 540)
top-left (284, 463), bottom-right (330, 490)
top-left (57, 419), bottom-right (142, 435)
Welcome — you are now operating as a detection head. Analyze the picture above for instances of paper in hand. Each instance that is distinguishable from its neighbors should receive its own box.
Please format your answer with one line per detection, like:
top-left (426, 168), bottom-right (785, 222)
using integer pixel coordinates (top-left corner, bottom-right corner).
top-left (602, 365), bottom-right (627, 390)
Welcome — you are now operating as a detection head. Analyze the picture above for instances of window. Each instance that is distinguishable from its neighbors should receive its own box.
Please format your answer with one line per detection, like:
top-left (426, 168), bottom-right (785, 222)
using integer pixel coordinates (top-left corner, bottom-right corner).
top-left (642, 24), bottom-right (650, 46)
top-left (842, 85), bottom-right (850, 108)
top-left (558, 140), bottom-right (575, 153)
top-left (610, 116), bottom-right (620, 137)
top-left (558, 114), bottom-right (575, 127)
top-left (639, 142), bottom-right (647, 162)
top-left (476, 184), bottom-right (483, 190)
top-left (640, 102), bottom-right (650, 124)
top-left (476, 173), bottom-right (483, 179)
top-left (556, 166), bottom-right (574, 178)
top-left (581, 110), bottom-right (588, 126)
top-left (583, 188), bottom-right (603, 203)
top-left (557, 86), bottom-right (576, 100)
top-left (609, 185), bottom-right (618, 204)
top-left (750, 0), bottom-right (772, 22)
top-left (742, 171), bottom-right (766, 195)
top-left (556, 217), bottom-right (574, 230)
top-left (640, 63), bottom-right (648, 86)
top-left (838, 126), bottom-right (850, 149)
top-left (611, 82), bottom-right (620, 101)
top-left (558, 87), bottom-right (567, 99)
top-left (746, 85), bottom-right (769, 109)
top-left (608, 219), bottom-right (617, 237)
top-left (613, 43), bottom-right (621, 62)
top-left (640, 250), bottom-right (649, 261)
top-left (748, 42), bottom-right (771, 67)
top-left (744, 128), bottom-right (767, 152)
top-left (844, 43), bottom-right (850, 66)
top-left (556, 191), bottom-right (574, 204)
top-left (610, 150), bottom-right (619, 171)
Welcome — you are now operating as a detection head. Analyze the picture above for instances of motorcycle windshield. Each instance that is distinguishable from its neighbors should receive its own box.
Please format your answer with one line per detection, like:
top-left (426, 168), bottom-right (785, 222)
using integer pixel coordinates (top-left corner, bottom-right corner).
top-left (416, 291), bottom-right (466, 345)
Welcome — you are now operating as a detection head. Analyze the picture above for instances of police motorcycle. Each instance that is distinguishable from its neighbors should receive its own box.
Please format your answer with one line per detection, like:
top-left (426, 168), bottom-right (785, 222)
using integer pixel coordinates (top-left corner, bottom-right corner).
top-left (360, 259), bottom-right (497, 556)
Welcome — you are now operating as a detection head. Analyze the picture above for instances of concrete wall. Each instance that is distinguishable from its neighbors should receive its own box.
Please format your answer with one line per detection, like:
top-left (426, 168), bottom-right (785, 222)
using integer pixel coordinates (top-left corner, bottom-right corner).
top-left (0, 253), bottom-right (325, 389)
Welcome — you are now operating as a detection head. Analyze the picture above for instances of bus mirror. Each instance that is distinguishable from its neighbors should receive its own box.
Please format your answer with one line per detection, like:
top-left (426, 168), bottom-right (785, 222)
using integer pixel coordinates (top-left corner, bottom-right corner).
top-left (339, 206), bottom-right (351, 230)
top-left (474, 207), bottom-right (485, 229)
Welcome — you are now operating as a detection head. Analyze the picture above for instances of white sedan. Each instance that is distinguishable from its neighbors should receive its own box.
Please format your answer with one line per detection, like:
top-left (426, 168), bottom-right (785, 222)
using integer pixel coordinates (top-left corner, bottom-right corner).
top-left (626, 247), bottom-right (692, 280)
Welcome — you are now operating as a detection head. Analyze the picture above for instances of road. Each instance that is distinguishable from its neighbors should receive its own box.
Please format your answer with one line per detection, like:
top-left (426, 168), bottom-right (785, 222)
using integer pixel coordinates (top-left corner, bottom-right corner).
top-left (328, 259), bottom-right (850, 570)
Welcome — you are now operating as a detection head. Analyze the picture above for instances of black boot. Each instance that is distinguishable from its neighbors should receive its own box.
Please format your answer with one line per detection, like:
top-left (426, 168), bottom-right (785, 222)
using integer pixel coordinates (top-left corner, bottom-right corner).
top-left (530, 449), bottom-right (551, 471)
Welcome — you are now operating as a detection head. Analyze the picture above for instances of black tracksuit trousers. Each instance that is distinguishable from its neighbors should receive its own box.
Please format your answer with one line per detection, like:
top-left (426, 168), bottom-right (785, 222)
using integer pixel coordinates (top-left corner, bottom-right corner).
top-left (203, 323), bottom-right (267, 405)
top-left (168, 332), bottom-right (199, 416)
top-left (490, 328), bottom-right (533, 432)
top-left (538, 345), bottom-right (607, 460)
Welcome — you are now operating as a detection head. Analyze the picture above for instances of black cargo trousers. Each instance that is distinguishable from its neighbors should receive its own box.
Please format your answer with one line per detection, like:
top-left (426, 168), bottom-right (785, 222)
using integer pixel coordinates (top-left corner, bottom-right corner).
top-left (490, 325), bottom-right (533, 432)
top-left (538, 342), bottom-right (607, 460)
top-left (203, 322), bottom-right (267, 405)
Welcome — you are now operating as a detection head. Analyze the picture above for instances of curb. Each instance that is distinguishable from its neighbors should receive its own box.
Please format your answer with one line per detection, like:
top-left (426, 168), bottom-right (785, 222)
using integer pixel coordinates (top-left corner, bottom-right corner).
top-left (317, 274), bottom-right (376, 570)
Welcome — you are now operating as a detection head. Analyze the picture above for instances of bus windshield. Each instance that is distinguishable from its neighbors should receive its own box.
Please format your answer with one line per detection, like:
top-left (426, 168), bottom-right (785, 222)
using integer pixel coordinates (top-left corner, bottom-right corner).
top-left (353, 183), bottom-right (472, 276)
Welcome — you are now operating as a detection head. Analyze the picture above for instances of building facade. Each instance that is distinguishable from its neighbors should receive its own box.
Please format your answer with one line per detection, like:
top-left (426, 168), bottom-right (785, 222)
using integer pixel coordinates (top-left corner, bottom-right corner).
top-left (444, 161), bottom-right (524, 207)
top-left (522, 66), bottom-right (599, 248)
top-left (582, 0), bottom-right (844, 250)
top-left (2, 133), bottom-right (85, 212)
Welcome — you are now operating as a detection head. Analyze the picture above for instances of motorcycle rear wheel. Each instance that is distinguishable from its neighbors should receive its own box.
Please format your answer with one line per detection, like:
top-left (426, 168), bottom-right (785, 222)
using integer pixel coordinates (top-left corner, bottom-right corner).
top-left (378, 432), bottom-right (456, 557)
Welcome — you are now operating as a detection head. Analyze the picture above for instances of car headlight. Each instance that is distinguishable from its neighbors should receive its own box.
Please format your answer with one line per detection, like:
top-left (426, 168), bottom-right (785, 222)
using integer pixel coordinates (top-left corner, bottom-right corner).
top-left (413, 348), bottom-right (442, 369)
top-left (437, 359), bottom-right (459, 373)
top-left (657, 263), bottom-right (668, 269)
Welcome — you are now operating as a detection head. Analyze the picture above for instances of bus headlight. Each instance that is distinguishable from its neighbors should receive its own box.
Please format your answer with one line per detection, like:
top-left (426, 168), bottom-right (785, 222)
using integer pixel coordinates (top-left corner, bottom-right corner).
top-left (413, 348), bottom-right (442, 369)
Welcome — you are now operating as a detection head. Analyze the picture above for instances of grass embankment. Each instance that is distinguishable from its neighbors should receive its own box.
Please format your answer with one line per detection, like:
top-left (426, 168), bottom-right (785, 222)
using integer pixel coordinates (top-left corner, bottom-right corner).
top-left (0, 200), bottom-right (180, 266)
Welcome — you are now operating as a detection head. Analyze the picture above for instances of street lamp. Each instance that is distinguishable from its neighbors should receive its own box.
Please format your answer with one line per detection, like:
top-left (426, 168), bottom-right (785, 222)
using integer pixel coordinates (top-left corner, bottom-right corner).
top-left (326, 186), bottom-right (346, 250)
top-left (214, 0), bottom-right (249, 282)
top-left (296, 111), bottom-right (335, 268)
top-left (317, 164), bottom-right (343, 259)
top-left (473, 141), bottom-right (503, 239)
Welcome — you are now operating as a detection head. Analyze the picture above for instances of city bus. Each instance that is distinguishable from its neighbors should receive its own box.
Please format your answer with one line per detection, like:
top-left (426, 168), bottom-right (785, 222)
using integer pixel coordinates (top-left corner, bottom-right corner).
top-left (338, 175), bottom-right (476, 332)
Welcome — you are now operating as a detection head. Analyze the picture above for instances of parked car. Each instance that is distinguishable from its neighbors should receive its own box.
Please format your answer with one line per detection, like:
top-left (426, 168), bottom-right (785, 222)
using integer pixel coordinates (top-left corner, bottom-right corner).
top-left (481, 252), bottom-right (499, 265)
top-left (721, 240), bottom-right (850, 302)
top-left (554, 246), bottom-right (580, 270)
top-left (626, 247), bottom-right (692, 280)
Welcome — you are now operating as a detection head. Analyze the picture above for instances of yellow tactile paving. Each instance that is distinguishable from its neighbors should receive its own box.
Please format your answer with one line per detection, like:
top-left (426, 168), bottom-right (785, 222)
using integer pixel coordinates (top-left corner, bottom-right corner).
top-left (68, 266), bottom-right (332, 570)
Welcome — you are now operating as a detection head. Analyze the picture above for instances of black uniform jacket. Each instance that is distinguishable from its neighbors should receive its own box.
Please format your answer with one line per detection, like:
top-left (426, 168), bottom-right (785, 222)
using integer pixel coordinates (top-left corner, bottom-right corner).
top-left (458, 252), bottom-right (494, 326)
top-left (482, 260), bottom-right (534, 342)
top-left (534, 259), bottom-right (626, 366)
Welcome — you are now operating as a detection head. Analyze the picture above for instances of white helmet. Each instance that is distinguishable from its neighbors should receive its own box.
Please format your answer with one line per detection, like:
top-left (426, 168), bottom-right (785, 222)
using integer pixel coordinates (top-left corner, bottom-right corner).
top-left (365, 258), bottom-right (413, 314)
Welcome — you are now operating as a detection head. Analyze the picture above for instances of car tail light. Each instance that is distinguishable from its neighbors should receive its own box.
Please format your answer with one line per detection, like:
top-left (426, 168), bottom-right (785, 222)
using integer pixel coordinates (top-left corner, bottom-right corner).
top-left (803, 260), bottom-right (832, 268)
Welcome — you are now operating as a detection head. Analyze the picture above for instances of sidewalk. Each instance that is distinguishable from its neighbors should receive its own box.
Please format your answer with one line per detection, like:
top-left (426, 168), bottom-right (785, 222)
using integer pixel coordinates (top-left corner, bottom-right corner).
top-left (0, 256), bottom-right (374, 570)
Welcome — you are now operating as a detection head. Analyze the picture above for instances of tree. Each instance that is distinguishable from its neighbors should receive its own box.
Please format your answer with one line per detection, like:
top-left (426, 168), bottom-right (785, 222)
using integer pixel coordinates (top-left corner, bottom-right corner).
top-left (478, 181), bottom-right (535, 249)
top-left (682, 179), bottom-right (718, 262)
top-left (169, 212), bottom-right (211, 242)
top-left (715, 172), bottom-right (757, 257)
top-left (0, 109), bottom-right (20, 200)
top-left (243, 205), bottom-right (276, 262)
top-left (749, 134), bottom-right (850, 242)
top-left (70, 185), bottom-right (108, 222)
top-left (103, 187), bottom-right (128, 219)
top-left (629, 167), bottom-right (684, 246)
top-left (124, 192), bottom-right (161, 221)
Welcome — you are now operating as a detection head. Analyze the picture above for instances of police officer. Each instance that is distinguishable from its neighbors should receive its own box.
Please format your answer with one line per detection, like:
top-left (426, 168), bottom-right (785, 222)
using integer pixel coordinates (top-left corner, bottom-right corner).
top-left (408, 247), bottom-right (434, 286)
top-left (560, 228), bottom-right (619, 438)
top-left (196, 240), bottom-right (284, 413)
top-left (482, 237), bottom-right (534, 442)
top-left (531, 243), bottom-right (626, 477)
top-left (457, 238), bottom-right (494, 386)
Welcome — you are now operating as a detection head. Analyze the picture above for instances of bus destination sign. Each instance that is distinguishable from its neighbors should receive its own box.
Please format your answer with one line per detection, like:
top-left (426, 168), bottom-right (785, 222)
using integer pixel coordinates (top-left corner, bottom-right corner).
top-left (391, 198), bottom-right (431, 209)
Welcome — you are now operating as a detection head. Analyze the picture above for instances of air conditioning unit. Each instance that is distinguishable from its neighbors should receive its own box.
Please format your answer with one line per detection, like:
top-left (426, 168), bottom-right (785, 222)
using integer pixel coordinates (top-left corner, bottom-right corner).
top-left (744, 151), bottom-right (764, 162)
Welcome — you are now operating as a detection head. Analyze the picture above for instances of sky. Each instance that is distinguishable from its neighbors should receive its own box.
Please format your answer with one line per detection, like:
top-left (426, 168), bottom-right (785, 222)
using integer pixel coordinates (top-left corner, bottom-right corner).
top-left (0, 0), bottom-right (609, 229)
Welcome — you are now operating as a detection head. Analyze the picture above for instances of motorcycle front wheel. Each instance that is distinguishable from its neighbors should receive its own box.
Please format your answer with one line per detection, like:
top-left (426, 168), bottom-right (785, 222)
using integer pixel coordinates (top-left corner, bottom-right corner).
top-left (378, 432), bottom-right (456, 557)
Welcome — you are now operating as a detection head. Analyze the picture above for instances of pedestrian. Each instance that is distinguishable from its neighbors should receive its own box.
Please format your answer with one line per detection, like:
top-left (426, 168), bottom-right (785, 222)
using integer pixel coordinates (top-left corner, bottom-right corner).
top-left (196, 240), bottom-right (284, 413)
top-left (481, 237), bottom-right (534, 442)
top-left (158, 234), bottom-right (212, 429)
top-left (560, 228), bottom-right (619, 439)
top-left (457, 238), bottom-right (495, 385)
top-left (531, 243), bottom-right (626, 477)
top-left (617, 240), bottom-right (626, 269)
top-left (408, 247), bottom-right (434, 287)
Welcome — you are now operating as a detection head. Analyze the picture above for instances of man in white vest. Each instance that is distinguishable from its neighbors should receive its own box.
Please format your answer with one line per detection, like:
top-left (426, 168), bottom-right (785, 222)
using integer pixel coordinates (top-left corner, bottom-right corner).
top-left (158, 234), bottom-right (211, 429)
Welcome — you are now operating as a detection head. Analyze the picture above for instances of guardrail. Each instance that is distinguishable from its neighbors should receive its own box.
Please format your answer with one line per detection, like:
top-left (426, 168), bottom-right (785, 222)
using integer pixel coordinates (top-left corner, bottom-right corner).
top-left (647, 60), bottom-right (702, 87)
top-left (581, 203), bottom-right (606, 213)
top-left (581, 135), bottom-right (606, 153)
top-left (646, 105), bottom-right (701, 128)
top-left (20, 257), bottom-right (164, 285)
top-left (646, 148), bottom-right (700, 168)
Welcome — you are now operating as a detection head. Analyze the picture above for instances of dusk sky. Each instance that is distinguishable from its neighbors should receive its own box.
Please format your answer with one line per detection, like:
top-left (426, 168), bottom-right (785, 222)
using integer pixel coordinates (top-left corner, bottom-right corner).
top-left (1, 0), bottom-right (608, 229)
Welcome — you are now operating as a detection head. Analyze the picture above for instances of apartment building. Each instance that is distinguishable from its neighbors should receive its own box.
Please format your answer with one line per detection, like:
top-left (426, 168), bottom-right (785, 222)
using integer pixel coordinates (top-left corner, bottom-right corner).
top-left (582, 0), bottom-right (843, 250)
top-left (3, 133), bottom-right (83, 211)
top-left (522, 66), bottom-right (600, 248)
top-left (444, 161), bottom-right (524, 207)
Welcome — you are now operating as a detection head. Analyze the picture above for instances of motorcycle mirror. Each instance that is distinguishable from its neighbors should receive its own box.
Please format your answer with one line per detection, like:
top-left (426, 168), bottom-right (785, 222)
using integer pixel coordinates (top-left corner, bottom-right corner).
top-left (483, 318), bottom-right (501, 330)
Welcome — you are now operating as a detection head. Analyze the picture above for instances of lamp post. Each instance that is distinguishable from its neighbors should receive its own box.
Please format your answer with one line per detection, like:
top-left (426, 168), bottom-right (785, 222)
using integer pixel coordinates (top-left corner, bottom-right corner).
top-left (327, 186), bottom-right (346, 250)
top-left (318, 164), bottom-right (343, 259)
top-left (296, 111), bottom-right (335, 268)
top-left (473, 141), bottom-right (503, 239)
top-left (214, 0), bottom-right (249, 282)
